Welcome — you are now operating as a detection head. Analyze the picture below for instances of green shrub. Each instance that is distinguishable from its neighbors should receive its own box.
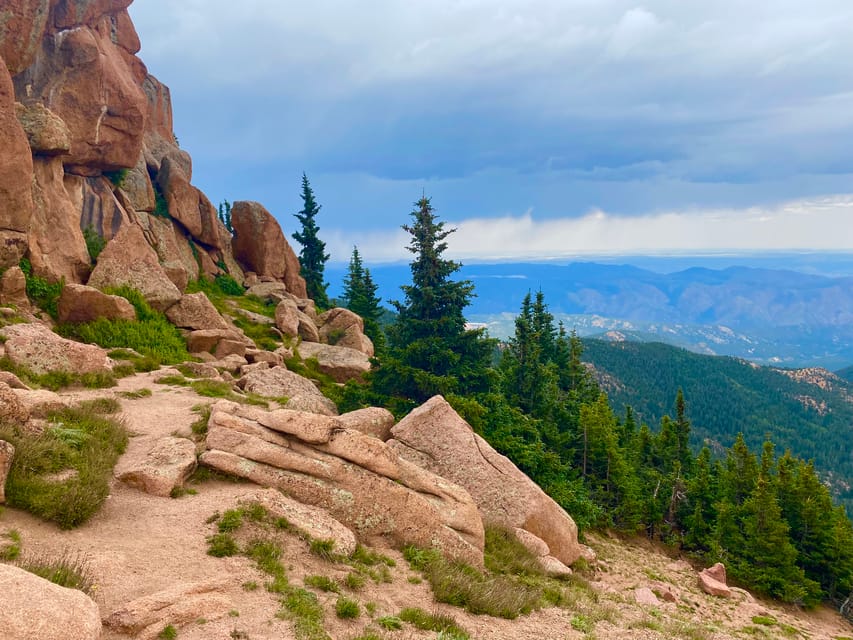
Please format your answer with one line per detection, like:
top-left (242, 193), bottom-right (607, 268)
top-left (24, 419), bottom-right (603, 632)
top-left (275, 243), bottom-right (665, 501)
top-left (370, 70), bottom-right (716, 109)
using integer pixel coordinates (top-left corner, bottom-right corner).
top-left (309, 538), bottom-right (338, 562)
top-left (82, 226), bottom-right (106, 262)
top-left (104, 168), bottom-right (129, 188)
top-left (157, 624), bottom-right (177, 640)
top-left (335, 596), bottom-right (360, 619)
top-left (215, 274), bottom-right (244, 296)
top-left (153, 181), bottom-right (170, 218)
top-left (59, 287), bottom-right (190, 365)
top-left (19, 258), bottom-right (63, 318)
top-left (206, 533), bottom-right (239, 557)
top-left (344, 571), bottom-right (365, 591)
top-left (0, 406), bottom-right (127, 528)
top-left (377, 616), bottom-right (403, 630)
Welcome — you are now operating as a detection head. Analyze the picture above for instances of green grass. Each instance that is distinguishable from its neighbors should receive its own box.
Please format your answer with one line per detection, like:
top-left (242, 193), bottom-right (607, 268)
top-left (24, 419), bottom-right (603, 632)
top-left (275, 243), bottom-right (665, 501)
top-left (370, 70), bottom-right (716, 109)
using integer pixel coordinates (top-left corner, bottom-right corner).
top-left (19, 258), bottom-right (63, 318)
top-left (0, 356), bottom-right (115, 392)
top-left (309, 538), bottom-right (339, 562)
top-left (344, 571), bottom-right (366, 591)
top-left (118, 388), bottom-right (153, 399)
top-left (304, 575), bottom-right (340, 593)
top-left (751, 616), bottom-right (777, 626)
top-left (16, 549), bottom-right (94, 593)
top-left (281, 588), bottom-right (329, 640)
top-left (398, 608), bottom-right (469, 639)
top-left (108, 349), bottom-right (161, 373)
top-left (0, 405), bottom-right (127, 528)
top-left (59, 287), bottom-right (191, 365)
top-left (0, 529), bottom-right (21, 561)
top-left (207, 533), bottom-right (239, 557)
top-left (376, 616), bottom-right (403, 630)
top-left (335, 596), bottom-right (360, 619)
top-left (76, 397), bottom-right (121, 414)
top-left (157, 625), bottom-right (177, 640)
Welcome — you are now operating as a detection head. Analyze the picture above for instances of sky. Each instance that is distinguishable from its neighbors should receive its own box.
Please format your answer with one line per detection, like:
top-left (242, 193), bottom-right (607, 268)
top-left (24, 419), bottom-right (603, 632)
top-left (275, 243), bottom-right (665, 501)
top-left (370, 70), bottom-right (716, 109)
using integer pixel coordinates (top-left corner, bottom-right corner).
top-left (128, 1), bottom-right (853, 263)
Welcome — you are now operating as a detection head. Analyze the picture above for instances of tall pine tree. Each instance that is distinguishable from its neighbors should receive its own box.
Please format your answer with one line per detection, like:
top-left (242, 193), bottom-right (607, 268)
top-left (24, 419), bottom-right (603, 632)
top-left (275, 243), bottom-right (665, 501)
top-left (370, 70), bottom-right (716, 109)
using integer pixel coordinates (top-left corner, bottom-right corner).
top-left (372, 196), bottom-right (492, 407)
top-left (292, 173), bottom-right (330, 309)
top-left (341, 246), bottom-right (386, 356)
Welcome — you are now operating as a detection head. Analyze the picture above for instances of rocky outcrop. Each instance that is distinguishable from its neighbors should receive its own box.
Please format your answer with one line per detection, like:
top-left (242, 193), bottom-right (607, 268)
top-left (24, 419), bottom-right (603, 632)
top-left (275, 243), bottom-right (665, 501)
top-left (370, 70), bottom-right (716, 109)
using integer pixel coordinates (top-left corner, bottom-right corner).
top-left (201, 400), bottom-right (484, 565)
top-left (0, 380), bottom-right (31, 425)
top-left (231, 201), bottom-right (306, 297)
top-left (1, 322), bottom-right (112, 375)
top-left (318, 307), bottom-right (374, 356)
top-left (57, 283), bottom-right (136, 323)
top-left (240, 488), bottom-right (357, 556)
top-left (0, 0), bottom-right (51, 75)
top-left (87, 224), bottom-right (181, 311)
top-left (115, 436), bottom-right (197, 497)
top-left (699, 563), bottom-right (732, 598)
top-left (14, 101), bottom-right (70, 155)
top-left (0, 266), bottom-right (30, 310)
top-left (0, 563), bottom-right (102, 640)
top-left (388, 395), bottom-right (582, 566)
top-left (165, 292), bottom-right (229, 331)
top-left (298, 341), bottom-right (371, 383)
top-left (237, 366), bottom-right (338, 416)
top-left (104, 578), bottom-right (231, 640)
top-left (0, 56), bottom-right (33, 268)
top-left (0, 439), bottom-right (14, 504)
top-left (336, 407), bottom-right (395, 441)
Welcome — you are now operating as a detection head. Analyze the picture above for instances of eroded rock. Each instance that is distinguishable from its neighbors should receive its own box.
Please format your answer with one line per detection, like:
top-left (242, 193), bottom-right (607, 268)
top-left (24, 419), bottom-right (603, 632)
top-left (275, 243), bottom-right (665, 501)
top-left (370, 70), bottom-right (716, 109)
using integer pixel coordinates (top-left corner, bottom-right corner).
top-left (297, 341), bottom-right (371, 383)
top-left (699, 562), bottom-right (732, 598)
top-left (115, 436), bottom-right (197, 498)
top-left (336, 407), bottom-right (395, 441)
top-left (165, 292), bottom-right (228, 331)
top-left (1, 322), bottom-right (112, 375)
top-left (238, 366), bottom-right (337, 416)
top-left (57, 283), bottom-right (136, 323)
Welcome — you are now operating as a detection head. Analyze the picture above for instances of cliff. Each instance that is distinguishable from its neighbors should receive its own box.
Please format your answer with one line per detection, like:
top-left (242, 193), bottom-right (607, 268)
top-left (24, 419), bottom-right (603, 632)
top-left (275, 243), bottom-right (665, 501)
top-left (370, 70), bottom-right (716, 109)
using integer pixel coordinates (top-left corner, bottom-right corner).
top-left (0, 0), bottom-right (305, 297)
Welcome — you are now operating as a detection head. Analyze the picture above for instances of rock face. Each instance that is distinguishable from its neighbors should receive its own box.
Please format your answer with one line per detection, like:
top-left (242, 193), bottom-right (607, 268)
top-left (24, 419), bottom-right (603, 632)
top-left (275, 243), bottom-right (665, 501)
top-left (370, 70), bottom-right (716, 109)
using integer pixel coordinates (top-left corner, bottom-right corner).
top-left (318, 307), bottom-right (374, 356)
top-left (104, 578), bottom-right (231, 639)
top-left (699, 562), bottom-right (732, 598)
top-left (57, 283), bottom-right (136, 323)
top-left (237, 366), bottom-right (338, 416)
top-left (0, 1), bottom-right (298, 304)
top-left (0, 439), bottom-right (14, 504)
top-left (201, 400), bottom-right (484, 565)
top-left (231, 201), bottom-right (306, 297)
top-left (388, 395), bottom-right (582, 566)
top-left (0, 563), bottom-right (102, 640)
top-left (1, 322), bottom-right (112, 375)
top-left (87, 224), bottom-right (181, 311)
top-left (298, 341), bottom-right (371, 383)
top-left (0, 56), bottom-right (33, 268)
top-left (336, 407), bottom-right (396, 441)
top-left (115, 436), bottom-right (197, 497)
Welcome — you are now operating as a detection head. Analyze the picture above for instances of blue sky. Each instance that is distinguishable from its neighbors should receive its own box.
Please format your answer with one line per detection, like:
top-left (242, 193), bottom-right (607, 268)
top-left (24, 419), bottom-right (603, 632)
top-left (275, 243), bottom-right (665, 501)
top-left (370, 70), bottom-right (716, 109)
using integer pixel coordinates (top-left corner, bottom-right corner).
top-left (128, 1), bottom-right (853, 262)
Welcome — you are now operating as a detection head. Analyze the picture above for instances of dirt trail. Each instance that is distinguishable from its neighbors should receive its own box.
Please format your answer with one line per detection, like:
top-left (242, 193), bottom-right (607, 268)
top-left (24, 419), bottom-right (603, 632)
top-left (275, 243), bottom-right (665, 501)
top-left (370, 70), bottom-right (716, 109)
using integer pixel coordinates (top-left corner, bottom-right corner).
top-left (1, 371), bottom-right (851, 640)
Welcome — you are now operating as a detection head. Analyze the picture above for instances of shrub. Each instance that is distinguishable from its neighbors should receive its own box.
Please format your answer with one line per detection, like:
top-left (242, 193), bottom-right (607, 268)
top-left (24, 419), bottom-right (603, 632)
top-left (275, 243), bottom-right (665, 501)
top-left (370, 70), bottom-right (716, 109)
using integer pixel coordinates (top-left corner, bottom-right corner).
top-left (104, 168), bottom-right (129, 188)
top-left (304, 575), bottom-right (340, 593)
top-left (206, 533), bottom-right (239, 557)
top-left (377, 616), bottom-right (403, 630)
top-left (308, 538), bottom-right (338, 562)
top-left (19, 258), bottom-right (63, 318)
top-left (82, 226), bottom-right (106, 262)
top-left (398, 608), bottom-right (468, 638)
top-left (335, 596), bottom-right (360, 619)
top-left (157, 625), bottom-right (177, 640)
top-left (0, 406), bottom-right (127, 528)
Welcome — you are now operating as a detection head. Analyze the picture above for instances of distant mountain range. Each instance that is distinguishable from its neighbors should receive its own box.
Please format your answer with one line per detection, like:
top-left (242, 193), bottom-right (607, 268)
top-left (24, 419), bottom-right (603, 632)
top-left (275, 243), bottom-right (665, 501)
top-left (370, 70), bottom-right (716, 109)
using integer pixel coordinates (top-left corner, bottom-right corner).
top-left (580, 339), bottom-right (853, 510)
top-left (329, 257), bottom-right (853, 368)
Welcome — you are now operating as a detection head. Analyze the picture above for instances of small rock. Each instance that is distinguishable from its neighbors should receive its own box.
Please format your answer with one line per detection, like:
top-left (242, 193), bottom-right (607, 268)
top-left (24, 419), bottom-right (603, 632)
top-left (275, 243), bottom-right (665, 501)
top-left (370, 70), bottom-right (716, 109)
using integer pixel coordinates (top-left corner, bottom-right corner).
top-left (635, 586), bottom-right (661, 606)
top-left (214, 338), bottom-right (246, 359)
top-left (178, 361), bottom-right (221, 379)
top-left (0, 371), bottom-right (30, 390)
top-left (0, 266), bottom-right (30, 310)
top-left (699, 563), bottom-right (732, 598)
top-left (115, 436), bottom-right (197, 497)
top-left (274, 299), bottom-right (299, 337)
top-left (57, 283), bottom-right (136, 324)
top-left (540, 555), bottom-right (573, 578)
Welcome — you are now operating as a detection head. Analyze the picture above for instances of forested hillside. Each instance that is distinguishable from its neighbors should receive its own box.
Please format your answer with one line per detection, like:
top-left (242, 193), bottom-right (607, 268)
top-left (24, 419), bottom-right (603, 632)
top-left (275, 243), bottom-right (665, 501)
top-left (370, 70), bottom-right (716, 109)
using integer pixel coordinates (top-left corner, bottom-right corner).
top-left (581, 340), bottom-right (853, 507)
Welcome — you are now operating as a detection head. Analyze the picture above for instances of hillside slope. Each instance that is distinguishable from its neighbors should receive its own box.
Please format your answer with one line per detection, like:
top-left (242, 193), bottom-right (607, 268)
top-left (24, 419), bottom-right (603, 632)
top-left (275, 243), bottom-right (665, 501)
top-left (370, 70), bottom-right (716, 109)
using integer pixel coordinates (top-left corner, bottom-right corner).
top-left (582, 339), bottom-right (853, 507)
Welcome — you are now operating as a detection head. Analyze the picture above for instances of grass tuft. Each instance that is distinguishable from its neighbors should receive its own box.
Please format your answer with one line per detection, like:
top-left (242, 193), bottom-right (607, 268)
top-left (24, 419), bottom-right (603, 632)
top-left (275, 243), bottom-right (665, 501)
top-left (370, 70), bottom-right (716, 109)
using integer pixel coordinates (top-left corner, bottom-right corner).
top-left (398, 608), bottom-right (469, 639)
top-left (335, 596), bottom-right (361, 619)
top-left (16, 548), bottom-right (94, 593)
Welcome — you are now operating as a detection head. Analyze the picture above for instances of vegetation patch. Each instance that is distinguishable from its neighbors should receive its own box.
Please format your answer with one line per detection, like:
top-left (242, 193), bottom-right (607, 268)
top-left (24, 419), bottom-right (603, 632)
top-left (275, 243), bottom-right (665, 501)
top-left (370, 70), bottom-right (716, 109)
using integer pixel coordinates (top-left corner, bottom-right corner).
top-left (0, 405), bottom-right (127, 528)
top-left (397, 607), bottom-right (469, 639)
top-left (60, 287), bottom-right (190, 365)
top-left (19, 258), bottom-right (63, 319)
top-left (15, 548), bottom-right (95, 594)
top-left (0, 529), bottom-right (21, 561)
top-left (334, 596), bottom-right (360, 619)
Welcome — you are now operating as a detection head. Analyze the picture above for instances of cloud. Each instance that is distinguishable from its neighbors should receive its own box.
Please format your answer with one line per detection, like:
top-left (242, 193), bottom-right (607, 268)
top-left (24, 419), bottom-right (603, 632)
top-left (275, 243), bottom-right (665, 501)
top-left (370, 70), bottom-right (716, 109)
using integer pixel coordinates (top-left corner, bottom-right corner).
top-left (326, 195), bottom-right (853, 262)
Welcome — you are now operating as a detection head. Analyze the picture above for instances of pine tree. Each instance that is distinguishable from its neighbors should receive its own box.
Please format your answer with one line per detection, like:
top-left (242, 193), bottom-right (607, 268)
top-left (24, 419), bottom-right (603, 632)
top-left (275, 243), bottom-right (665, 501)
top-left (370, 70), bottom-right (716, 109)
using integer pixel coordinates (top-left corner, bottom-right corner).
top-left (218, 200), bottom-right (233, 233)
top-left (341, 246), bottom-right (386, 355)
top-left (292, 173), bottom-right (330, 309)
top-left (372, 196), bottom-right (493, 405)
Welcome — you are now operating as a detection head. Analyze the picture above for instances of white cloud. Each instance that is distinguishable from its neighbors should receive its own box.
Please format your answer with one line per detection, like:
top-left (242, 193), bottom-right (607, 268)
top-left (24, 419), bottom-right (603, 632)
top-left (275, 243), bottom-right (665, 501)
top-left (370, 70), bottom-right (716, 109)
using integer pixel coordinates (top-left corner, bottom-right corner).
top-left (328, 195), bottom-right (853, 262)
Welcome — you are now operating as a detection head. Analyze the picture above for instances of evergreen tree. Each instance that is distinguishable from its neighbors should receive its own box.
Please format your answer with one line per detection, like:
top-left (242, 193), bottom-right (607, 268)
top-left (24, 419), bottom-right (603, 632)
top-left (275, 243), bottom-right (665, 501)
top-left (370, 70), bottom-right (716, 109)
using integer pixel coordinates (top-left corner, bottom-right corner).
top-left (292, 173), bottom-right (330, 309)
top-left (372, 196), bottom-right (493, 406)
top-left (341, 246), bottom-right (386, 355)
top-left (218, 200), bottom-right (233, 233)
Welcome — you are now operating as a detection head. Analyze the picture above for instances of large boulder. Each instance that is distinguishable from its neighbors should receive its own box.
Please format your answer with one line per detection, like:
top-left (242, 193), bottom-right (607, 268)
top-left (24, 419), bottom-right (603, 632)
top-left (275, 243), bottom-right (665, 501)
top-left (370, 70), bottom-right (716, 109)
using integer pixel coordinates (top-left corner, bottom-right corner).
top-left (274, 298), bottom-right (299, 336)
top-left (298, 341), bottom-right (371, 383)
top-left (231, 201), bottom-right (306, 297)
top-left (0, 439), bottom-right (14, 504)
top-left (14, 101), bottom-right (71, 155)
top-left (155, 156), bottom-right (221, 248)
top-left (318, 307), bottom-right (374, 356)
top-left (115, 436), bottom-right (197, 497)
top-left (87, 224), bottom-right (181, 311)
top-left (699, 563), bottom-right (732, 598)
top-left (165, 292), bottom-right (229, 331)
top-left (1, 322), bottom-right (112, 375)
top-left (57, 283), bottom-right (136, 323)
top-left (0, 563), bottom-right (101, 640)
top-left (336, 407), bottom-right (395, 441)
top-left (238, 366), bottom-right (338, 416)
top-left (0, 265), bottom-right (30, 310)
top-left (201, 400), bottom-right (484, 565)
top-left (139, 214), bottom-right (199, 291)
top-left (70, 174), bottom-right (133, 244)
top-left (0, 57), bottom-right (34, 268)
top-left (388, 395), bottom-right (582, 566)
